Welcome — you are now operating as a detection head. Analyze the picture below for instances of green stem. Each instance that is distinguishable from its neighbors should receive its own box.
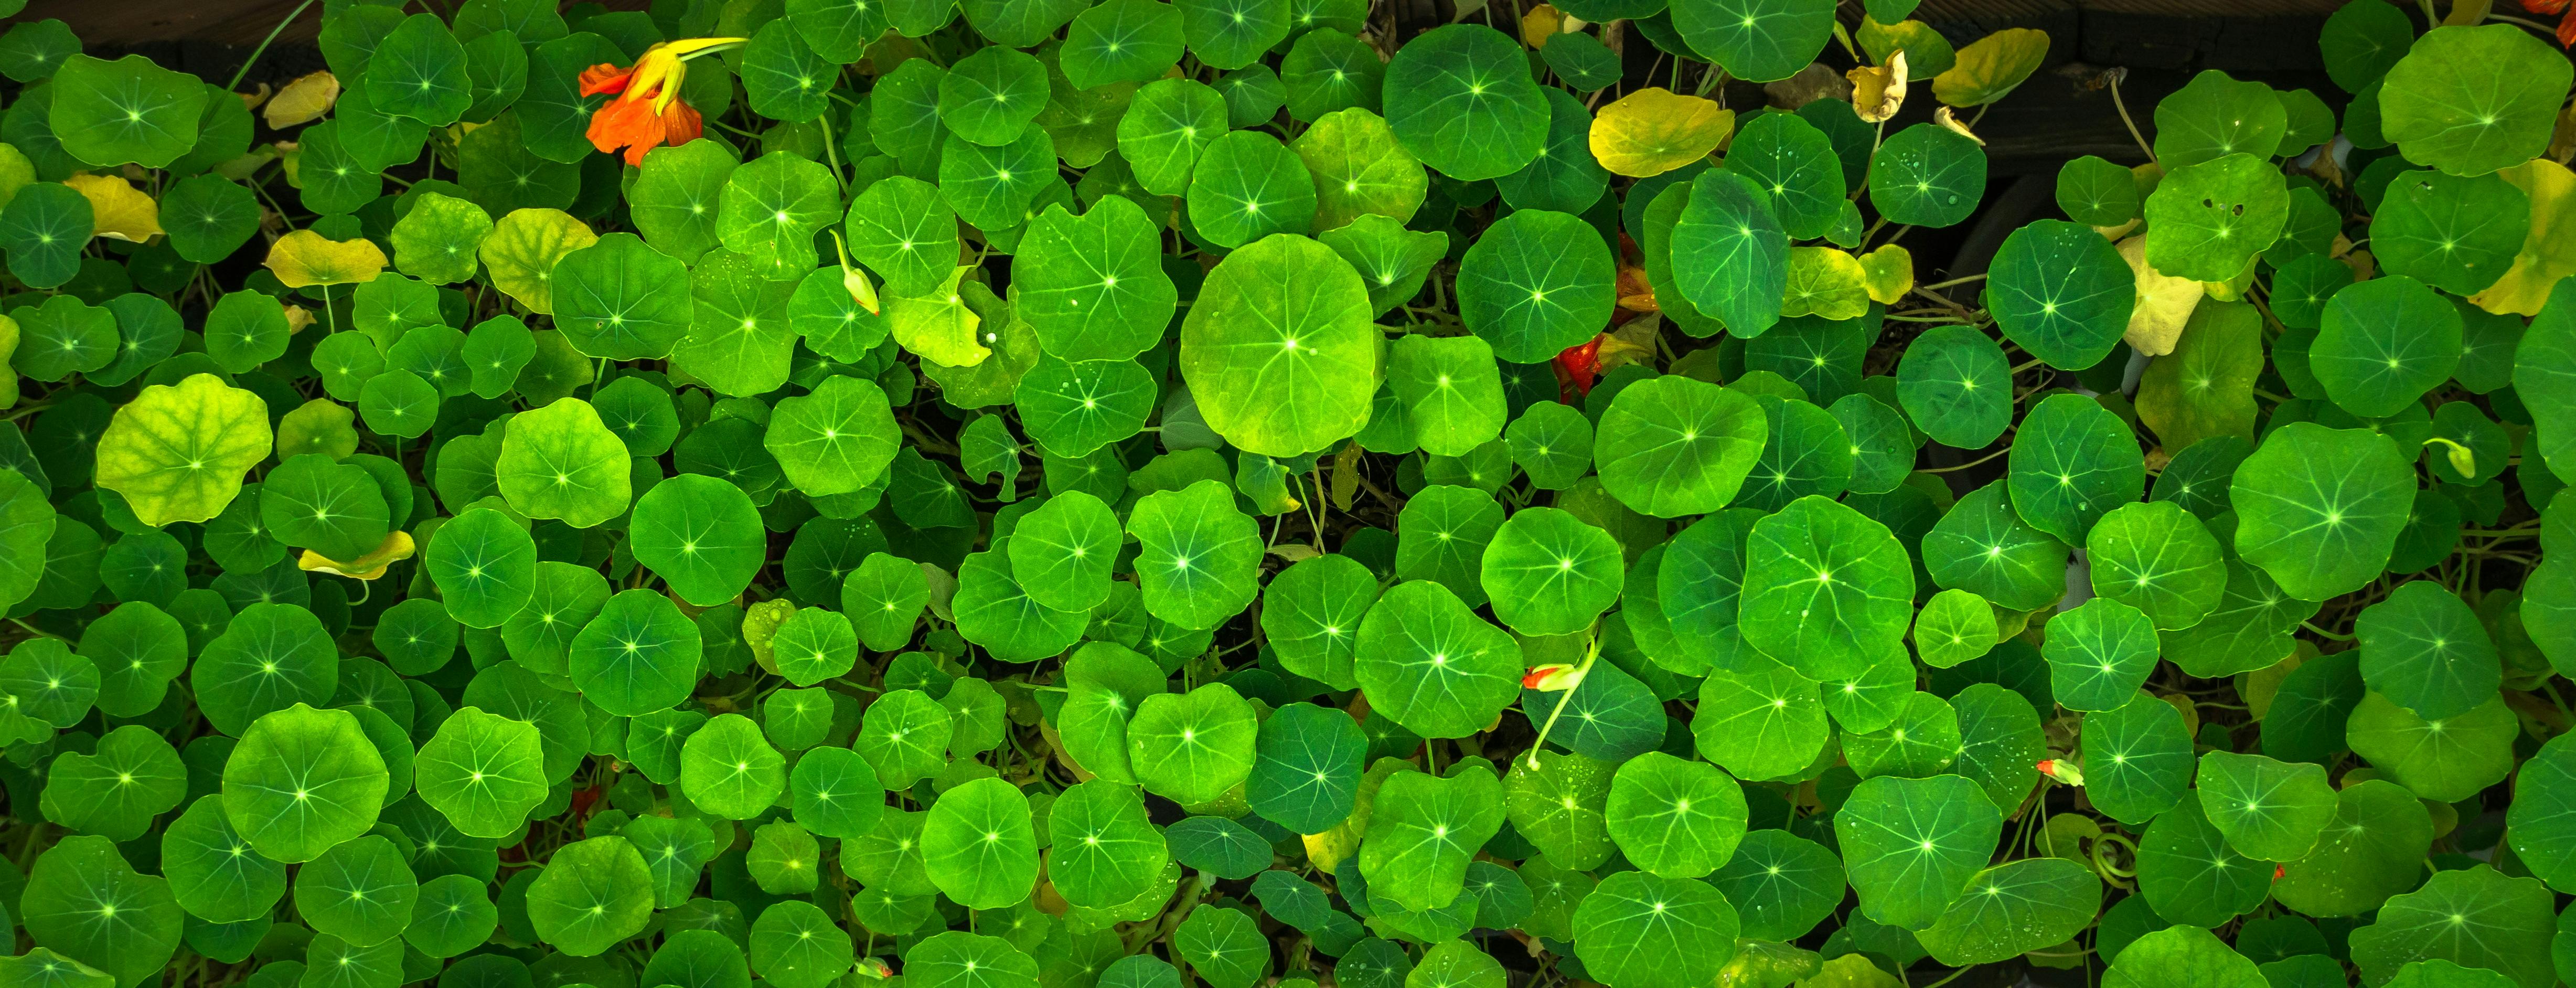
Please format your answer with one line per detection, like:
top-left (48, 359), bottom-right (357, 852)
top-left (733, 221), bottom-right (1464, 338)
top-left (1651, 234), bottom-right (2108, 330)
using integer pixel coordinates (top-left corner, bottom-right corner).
top-left (227, 0), bottom-right (320, 92)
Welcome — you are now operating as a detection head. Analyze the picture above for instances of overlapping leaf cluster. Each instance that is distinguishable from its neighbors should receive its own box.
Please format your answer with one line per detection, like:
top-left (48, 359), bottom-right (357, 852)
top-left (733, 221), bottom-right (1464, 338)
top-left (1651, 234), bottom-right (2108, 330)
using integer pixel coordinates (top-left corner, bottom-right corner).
top-left (0, 1), bottom-right (2572, 987)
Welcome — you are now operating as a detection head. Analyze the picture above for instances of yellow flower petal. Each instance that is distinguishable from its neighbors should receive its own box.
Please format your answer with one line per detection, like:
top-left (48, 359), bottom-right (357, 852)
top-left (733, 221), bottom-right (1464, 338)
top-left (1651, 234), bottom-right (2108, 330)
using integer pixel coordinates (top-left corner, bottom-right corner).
top-left (1589, 87), bottom-right (1732, 178)
top-left (264, 229), bottom-right (389, 288)
top-left (63, 174), bottom-right (162, 242)
top-left (265, 70), bottom-right (341, 130)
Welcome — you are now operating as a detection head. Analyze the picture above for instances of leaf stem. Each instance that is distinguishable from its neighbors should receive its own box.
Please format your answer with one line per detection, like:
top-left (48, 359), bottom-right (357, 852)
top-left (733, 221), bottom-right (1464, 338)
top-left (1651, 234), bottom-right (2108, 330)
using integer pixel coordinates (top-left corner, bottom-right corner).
top-left (227, 0), bottom-right (319, 92)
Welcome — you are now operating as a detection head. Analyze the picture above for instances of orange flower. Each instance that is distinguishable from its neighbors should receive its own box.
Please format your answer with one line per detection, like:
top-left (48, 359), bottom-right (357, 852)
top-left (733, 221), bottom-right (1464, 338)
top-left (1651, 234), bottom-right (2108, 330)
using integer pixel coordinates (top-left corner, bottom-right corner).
top-left (582, 37), bottom-right (743, 166)
top-left (2528, 0), bottom-right (2576, 47)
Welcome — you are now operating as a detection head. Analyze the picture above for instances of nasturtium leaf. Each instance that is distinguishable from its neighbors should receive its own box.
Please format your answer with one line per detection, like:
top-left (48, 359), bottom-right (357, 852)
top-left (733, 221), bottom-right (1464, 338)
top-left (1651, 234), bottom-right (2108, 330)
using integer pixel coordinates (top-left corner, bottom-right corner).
top-left (568, 589), bottom-right (702, 715)
top-left (1593, 375), bottom-right (1765, 518)
top-left (765, 375), bottom-right (899, 497)
top-left (2006, 392), bottom-right (2142, 544)
top-left (1740, 495), bottom-right (1914, 681)
top-left (2374, 169), bottom-right (2530, 296)
top-left (953, 549), bottom-right (1089, 663)
top-left (1128, 479), bottom-right (1262, 630)
top-left (1479, 507), bottom-right (1623, 636)
top-left (190, 602), bottom-right (337, 738)
top-left (495, 397), bottom-right (630, 527)
top-left (1869, 123), bottom-right (1986, 229)
top-left (524, 836), bottom-right (654, 956)
top-left (1989, 219), bottom-right (2133, 370)
top-left (2137, 794), bottom-right (2272, 927)
top-left (1916, 857), bottom-right (2101, 966)
top-left (680, 714), bottom-right (787, 819)
top-left (922, 776), bottom-right (1039, 909)
top-left (628, 140), bottom-right (739, 265)
top-left (1834, 773), bottom-right (2004, 931)
top-left (1178, 233), bottom-right (1377, 458)
top-left (1603, 751), bottom-right (1746, 878)
top-left (48, 54), bottom-right (208, 168)
top-left (2272, 778), bottom-right (2434, 917)
top-left (1456, 207), bottom-right (1613, 363)
top-left (2197, 750), bottom-right (2337, 861)
top-left (1127, 682), bottom-right (1258, 805)
top-left (1690, 664), bottom-right (1829, 780)
top-left (1188, 129), bottom-right (1316, 249)
top-left (18, 836), bottom-right (184, 988)
top-left (630, 474), bottom-right (766, 607)
top-left (718, 151), bottom-right (839, 278)
top-left (2348, 691), bottom-right (2516, 802)
top-left (260, 453), bottom-right (391, 562)
top-left (1381, 25), bottom-right (1547, 180)
top-left (1117, 78), bottom-right (1226, 196)
top-left (1006, 491), bottom-right (1120, 613)
top-left (39, 724), bottom-right (184, 842)
top-left (424, 507), bottom-right (538, 629)
top-left (2152, 69), bottom-right (2286, 166)
top-left (2086, 500), bottom-right (2226, 631)
top-left (222, 703), bottom-right (389, 863)
top-left (2354, 580), bottom-right (2501, 721)
top-left (2378, 24), bottom-right (2572, 178)
top-left (1046, 780), bottom-right (1168, 908)
top-left (1295, 107), bottom-right (1427, 230)
top-left (549, 231), bottom-right (689, 358)
top-left (1670, 0), bottom-right (1833, 83)
top-left (413, 707), bottom-right (547, 838)
top-left (2041, 598), bottom-right (2160, 711)
top-left (2230, 422), bottom-right (2414, 601)
top-left (1895, 323), bottom-right (2013, 449)
top-left (2312, 274), bottom-right (2462, 418)
top-left (1670, 169), bottom-right (1788, 338)
top-left (1571, 869), bottom-right (1740, 988)
top-left (2345, 865), bottom-right (2555, 988)
top-left (906, 933), bottom-right (1039, 988)
top-left (2142, 153), bottom-right (2290, 282)
top-left (1062, 0), bottom-right (1186, 89)
top-left (292, 834), bottom-right (418, 947)
top-left (1360, 766), bottom-right (1504, 912)
top-left (162, 795), bottom-right (285, 923)
top-left (94, 373), bottom-right (270, 527)
top-left (1259, 554), bottom-right (1378, 690)
top-left (160, 174), bottom-right (260, 264)
top-left (1016, 196), bottom-right (1176, 362)
top-left (1353, 579), bottom-right (1523, 739)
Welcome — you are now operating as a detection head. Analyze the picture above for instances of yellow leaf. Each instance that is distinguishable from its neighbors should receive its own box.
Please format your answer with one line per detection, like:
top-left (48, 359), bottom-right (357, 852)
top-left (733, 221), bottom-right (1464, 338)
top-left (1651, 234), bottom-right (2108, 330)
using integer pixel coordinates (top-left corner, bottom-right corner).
top-left (0, 313), bottom-right (17, 410)
top-left (264, 229), bottom-right (388, 288)
top-left (1858, 245), bottom-right (1913, 304)
top-left (1780, 247), bottom-right (1872, 321)
top-left (1521, 4), bottom-right (1563, 48)
top-left (298, 530), bottom-right (415, 581)
top-left (887, 265), bottom-right (989, 367)
top-left (1933, 27), bottom-right (2048, 107)
top-left (478, 208), bottom-right (598, 313)
top-left (2469, 158), bottom-right (2576, 316)
top-left (1589, 88), bottom-right (1732, 178)
top-left (2117, 234), bottom-right (2203, 356)
top-left (265, 71), bottom-right (341, 130)
top-left (1847, 50), bottom-right (1907, 123)
top-left (0, 144), bottom-right (34, 213)
top-left (1933, 105), bottom-right (1985, 145)
top-left (63, 173), bottom-right (162, 242)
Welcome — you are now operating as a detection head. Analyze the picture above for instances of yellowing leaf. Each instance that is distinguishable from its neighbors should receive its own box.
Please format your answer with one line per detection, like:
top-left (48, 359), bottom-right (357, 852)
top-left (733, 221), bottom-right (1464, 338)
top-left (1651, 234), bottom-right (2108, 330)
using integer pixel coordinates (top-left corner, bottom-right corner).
top-left (2117, 234), bottom-right (2203, 356)
top-left (0, 144), bottom-right (34, 212)
top-left (1859, 245), bottom-right (1914, 304)
top-left (1858, 18), bottom-right (1955, 78)
top-left (2469, 158), bottom-right (2576, 316)
top-left (299, 530), bottom-right (415, 580)
top-left (62, 174), bottom-right (161, 242)
top-left (888, 265), bottom-right (990, 367)
top-left (1780, 247), bottom-right (1872, 320)
top-left (1933, 28), bottom-right (2048, 107)
top-left (479, 208), bottom-right (598, 314)
top-left (1521, 4), bottom-right (1563, 48)
top-left (264, 229), bottom-right (387, 288)
top-left (1848, 51), bottom-right (1908, 123)
top-left (1934, 105), bottom-right (1985, 145)
top-left (0, 313), bottom-right (18, 410)
top-left (265, 70), bottom-right (341, 129)
top-left (95, 374), bottom-right (274, 527)
top-left (1589, 88), bottom-right (1733, 178)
